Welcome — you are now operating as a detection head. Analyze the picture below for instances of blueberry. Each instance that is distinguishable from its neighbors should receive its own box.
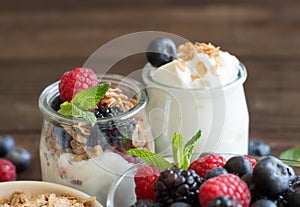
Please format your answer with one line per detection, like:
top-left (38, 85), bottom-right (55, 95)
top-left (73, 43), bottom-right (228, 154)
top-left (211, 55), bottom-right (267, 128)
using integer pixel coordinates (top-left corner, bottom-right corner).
top-left (5, 148), bottom-right (31, 172)
top-left (169, 202), bottom-right (191, 207)
top-left (250, 199), bottom-right (276, 207)
top-left (248, 139), bottom-right (271, 156)
top-left (224, 156), bottom-right (252, 177)
top-left (206, 196), bottom-right (242, 207)
top-left (205, 167), bottom-right (228, 180)
top-left (241, 173), bottom-right (254, 188)
top-left (253, 156), bottom-right (290, 197)
top-left (53, 125), bottom-right (72, 149)
top-left (0, 135), bottom-right (15, 157)
top-left (146, 37), bottom-right (176, 67)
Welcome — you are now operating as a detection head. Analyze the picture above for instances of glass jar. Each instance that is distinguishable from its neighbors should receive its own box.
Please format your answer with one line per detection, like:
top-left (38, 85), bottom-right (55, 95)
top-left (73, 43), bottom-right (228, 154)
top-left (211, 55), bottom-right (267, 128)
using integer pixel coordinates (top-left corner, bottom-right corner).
top-left (142, 63), bottom-right (249, 155)
top-left (39, 74), bottom-right (154, 205)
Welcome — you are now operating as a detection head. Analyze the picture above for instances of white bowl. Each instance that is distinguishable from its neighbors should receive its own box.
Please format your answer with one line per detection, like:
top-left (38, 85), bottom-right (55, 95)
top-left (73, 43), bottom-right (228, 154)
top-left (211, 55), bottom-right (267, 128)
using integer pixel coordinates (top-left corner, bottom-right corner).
top-left (0, 181), bottom-right (103, 207)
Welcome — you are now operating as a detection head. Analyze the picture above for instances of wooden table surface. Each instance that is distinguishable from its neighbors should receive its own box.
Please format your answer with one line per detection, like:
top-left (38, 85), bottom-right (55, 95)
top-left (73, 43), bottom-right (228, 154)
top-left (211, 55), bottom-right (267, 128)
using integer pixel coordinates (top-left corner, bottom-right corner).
top-left (1, 0), bottom-right (300, 180)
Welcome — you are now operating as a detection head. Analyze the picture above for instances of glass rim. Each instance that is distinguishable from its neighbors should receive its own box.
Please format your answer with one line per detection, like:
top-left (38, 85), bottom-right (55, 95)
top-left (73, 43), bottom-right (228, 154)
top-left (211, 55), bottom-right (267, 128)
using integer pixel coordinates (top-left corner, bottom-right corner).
top-left (142, 62), bottom-right (247, 92)
top-left (38, 73), bottom-right (148, 125)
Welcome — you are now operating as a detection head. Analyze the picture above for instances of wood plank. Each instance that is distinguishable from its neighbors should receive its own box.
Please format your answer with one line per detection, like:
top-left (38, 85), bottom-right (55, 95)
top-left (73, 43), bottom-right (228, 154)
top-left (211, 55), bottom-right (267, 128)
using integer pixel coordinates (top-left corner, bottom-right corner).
top-left (0, 5), bottom-right (300, 61)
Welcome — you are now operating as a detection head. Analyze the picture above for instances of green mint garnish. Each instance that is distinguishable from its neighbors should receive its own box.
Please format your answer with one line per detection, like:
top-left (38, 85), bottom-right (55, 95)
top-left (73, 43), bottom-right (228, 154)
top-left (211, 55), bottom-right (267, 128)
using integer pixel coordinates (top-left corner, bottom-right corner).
top-left (127, 149), bottom-right (173, 171)
top-left (127, 130), bottom-right (202, 171)
top-left (58, 83), bottom-right (110, 126)
top-left (279, 145), bottom-right (300, 161)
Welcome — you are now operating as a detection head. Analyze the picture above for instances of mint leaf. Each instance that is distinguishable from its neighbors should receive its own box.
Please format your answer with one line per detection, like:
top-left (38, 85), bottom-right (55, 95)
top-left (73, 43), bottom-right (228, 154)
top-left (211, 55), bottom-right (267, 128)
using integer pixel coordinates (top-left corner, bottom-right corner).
top-left (58, 102), bottom-right (97, 126)
top-left (58, 82), bottom-right (110, 126)
top-left (72, 83), bottom-right (110, 110)
top-left (127, 149), bottom-right (173, 171)
top-left (172, 132), bottom-right (185, 169)
top-left (280, 146), bottom-right (300, 161)
top-left (183, 130), bottom-right (202, 169)
top-left (58, 102), bottom-right (73, 116)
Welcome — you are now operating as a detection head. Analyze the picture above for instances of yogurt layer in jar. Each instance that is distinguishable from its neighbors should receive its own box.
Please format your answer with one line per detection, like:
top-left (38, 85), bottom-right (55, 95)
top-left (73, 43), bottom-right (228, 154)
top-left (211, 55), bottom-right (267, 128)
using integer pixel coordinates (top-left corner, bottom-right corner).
top-left (143, 40), bottom-right (248, 155)
top-left (39, 73), bottom-right (154, 205)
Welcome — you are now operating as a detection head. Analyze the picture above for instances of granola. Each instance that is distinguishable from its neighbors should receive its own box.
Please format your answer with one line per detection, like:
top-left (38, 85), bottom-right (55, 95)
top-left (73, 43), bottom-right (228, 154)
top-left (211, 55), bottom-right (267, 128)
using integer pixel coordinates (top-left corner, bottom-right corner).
top-left (43, 86), bottom-right (153, 162)
top-left (0, 191), bottom-right (98, 207)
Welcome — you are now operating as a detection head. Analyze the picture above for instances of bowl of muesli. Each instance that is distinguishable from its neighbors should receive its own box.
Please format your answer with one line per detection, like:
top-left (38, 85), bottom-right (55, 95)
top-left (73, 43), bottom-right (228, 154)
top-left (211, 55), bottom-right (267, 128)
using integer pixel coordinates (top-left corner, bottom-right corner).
top-left (0, 181), bottom-right (103, 207)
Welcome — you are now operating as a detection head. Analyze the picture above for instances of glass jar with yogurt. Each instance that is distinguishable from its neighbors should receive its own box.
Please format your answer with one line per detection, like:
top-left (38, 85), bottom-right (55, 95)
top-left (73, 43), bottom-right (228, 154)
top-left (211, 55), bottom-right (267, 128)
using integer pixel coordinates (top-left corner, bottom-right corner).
top-left (38, 73), bottom-right (154, 205)
top-left (143, 41), bottom-right (249, 155)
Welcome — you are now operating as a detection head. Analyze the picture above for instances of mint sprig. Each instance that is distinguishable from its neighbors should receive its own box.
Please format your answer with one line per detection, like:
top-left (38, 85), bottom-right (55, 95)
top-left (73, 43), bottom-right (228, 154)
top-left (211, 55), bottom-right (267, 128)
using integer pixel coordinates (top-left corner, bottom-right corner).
top-left (58, 83), bottom-right (110, 126)
top-left (127, 130), bottom-right (202, 170)
top-left (127, 149), bottom-right (173, 171)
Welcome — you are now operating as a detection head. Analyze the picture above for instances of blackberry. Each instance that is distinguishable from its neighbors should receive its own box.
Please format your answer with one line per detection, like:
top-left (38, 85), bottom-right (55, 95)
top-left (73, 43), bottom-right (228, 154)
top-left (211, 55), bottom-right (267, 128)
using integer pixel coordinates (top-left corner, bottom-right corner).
top-left (205, 167), bottom-right (228, 180)
top-left (206, 196), bottom-right (242, 207)
top-left (224, 155), bottom-right (252, 177)
top-left (250, 199), bottom-right (277, 207)
top-left (248, 139), bottom-right (271, 156)
top-left (130, 199), bottom-right (162, 207)
top-left (154, 168), bottom-right (203, 206)
top-left (95, 106), bottom-right (136, 150)
top-left (252, 156), bottom-right (290, 197)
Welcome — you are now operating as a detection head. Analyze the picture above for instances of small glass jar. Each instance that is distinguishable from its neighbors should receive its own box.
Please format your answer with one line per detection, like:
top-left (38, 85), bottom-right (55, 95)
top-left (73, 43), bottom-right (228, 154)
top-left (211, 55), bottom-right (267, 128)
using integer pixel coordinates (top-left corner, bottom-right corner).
top-left (39, 74), bottom-right (154, 205)
top-left (142, 63), bottom-right (249, 155)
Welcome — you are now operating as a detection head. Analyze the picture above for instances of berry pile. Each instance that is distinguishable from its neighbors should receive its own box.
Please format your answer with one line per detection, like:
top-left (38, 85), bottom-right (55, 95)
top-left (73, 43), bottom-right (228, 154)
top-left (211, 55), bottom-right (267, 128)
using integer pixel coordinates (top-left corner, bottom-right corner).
top-left (130, 153), bottom-right (300, 207)
top-left (0, 135), bottom-right (31, 182)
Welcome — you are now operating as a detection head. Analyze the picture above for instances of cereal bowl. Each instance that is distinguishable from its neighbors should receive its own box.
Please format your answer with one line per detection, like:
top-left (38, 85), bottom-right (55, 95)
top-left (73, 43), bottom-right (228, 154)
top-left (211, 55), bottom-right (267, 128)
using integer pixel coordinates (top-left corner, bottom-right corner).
top-left (0, 181), bottom-right (103, 207)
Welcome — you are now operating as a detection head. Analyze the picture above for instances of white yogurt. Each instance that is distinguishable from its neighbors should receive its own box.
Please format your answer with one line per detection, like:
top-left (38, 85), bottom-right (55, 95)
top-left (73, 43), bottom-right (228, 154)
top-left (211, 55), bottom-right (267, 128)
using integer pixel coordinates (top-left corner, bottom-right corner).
top-left (40, 139), bottom-right (134, 205)
top-left (143, 42), bottom-right (249, 155)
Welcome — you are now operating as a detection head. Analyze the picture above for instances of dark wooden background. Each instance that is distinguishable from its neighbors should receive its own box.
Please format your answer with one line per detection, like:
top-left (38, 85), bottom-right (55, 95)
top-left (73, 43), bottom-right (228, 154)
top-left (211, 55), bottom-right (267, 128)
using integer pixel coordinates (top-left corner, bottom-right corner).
top-left (1, 0), bottom-right (300, 179)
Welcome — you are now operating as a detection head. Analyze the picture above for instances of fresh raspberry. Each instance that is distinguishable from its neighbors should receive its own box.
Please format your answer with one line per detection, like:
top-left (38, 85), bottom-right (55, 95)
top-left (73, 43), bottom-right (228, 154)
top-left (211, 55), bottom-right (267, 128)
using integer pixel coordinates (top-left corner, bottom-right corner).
top-left (188, 154), bottom-right (226, 178)
top-left (0, 158), bottom-right (16, 182)
top-left (134, 165), bottom-right (161, 201)
top-left (244, 155), bottom-right (257, 170)
top-left (59, 67), bottom-right (98, 102)
top-left (199, 174), bottom-right (251, 207)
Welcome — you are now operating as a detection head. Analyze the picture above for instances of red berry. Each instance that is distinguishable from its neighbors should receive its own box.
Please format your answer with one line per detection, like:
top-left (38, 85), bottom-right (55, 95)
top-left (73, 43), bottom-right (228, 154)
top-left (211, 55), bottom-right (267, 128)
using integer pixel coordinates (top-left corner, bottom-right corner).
top-left (0, 158), bottom-right (16, 182)
top-left (59, 67), bottom-right (98, 102)
top-left (199, 174), bottom-right (251, 207)
top-left (189, 154), bottom-right (226, 178)
top-left (244, 155), bottom-right (257, 170)
top-left (134, 165), bottom-right (160, 201)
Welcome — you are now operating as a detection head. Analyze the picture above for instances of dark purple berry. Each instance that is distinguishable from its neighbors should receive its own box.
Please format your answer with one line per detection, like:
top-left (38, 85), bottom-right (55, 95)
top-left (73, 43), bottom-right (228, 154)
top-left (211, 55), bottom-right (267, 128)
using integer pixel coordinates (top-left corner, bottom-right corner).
top-left (248, 139), bottom-right (271, 156)
top-left (250, 199), bottom-right (276, 207)
top-left (154, 168), bottom-right (202, 206)
top-left (53, 125), bottom-right (72, 149)
top-left (206, 196), bottom-right (242, 207)
top-left (0, 135), bottom-right (15, 157)
top-left (146, 37), bottom-right (176, 67)
top-left (205, 167), bottom-right (228, 180)
top-left (253, 156), bottom-right (290, 197)
top-left (5, 148), bottom-right (31, 172)
top-left (224, 156), bottom-right (252, 177)
top-left (241, 173), bottom-right (253, 188)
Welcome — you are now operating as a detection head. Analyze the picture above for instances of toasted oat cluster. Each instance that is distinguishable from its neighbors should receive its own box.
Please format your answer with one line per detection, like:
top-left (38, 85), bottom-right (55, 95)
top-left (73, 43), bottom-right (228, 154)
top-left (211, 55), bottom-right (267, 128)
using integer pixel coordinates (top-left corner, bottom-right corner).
top-left (0, 191), bottom-right (97, 207)
top-left (177, 42), bottom-right (222, 79)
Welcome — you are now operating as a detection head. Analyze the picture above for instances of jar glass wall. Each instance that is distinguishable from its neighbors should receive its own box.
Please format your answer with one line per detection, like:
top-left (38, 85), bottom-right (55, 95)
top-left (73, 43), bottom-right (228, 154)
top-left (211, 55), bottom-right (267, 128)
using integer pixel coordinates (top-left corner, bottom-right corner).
top-left (39, 74), bottom-right (153, 205)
